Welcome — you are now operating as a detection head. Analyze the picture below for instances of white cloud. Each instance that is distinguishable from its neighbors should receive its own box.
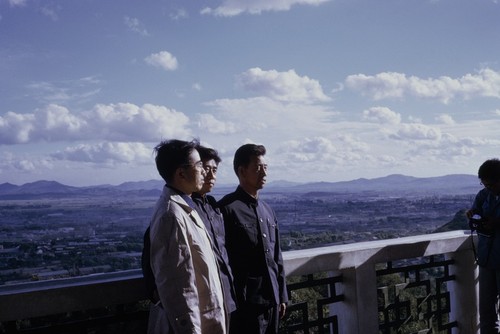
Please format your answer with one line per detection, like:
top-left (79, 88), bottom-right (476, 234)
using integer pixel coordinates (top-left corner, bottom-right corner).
top-left (0, 151), bottom-right (54, 175)
top-left (145, 51), bottom-right (178, 71)
top-left (435, 114), bottom-right (455, 125)
top-left (204, 97), bottom-right (278, 131)
top-left (51, 142), bottom-right (152, 164)
top-left (37, 104), bottom-right (86, 137)
top-left (277, 137), bottom-right (337, 162)
top-left (391, 123), bottom-right (442, 141)
top-left (8, 0), bottom-right (26, 7)
top-left (337, 134), bottom-right (370, 152)
top-left (197, 114), bottom-right (238, 134)
top-left (237, 67), bottom-right (331, 103)
top-left (192, 83), bottom-right (202, 91)
top-left (204, 96), bottom-right (335, 135)
top-left (345, 68), bottom-right (500, 103)
top-left (408, 115), bottom-right (422, 123)
top-left (0, 103), bottom-right (191, 144)
top-left (201, 0), bottom-right (330, 17)
top-left (363, 106), bottom-right (401, 125)
top-left (270, 134), bottom-right (379, 183)
top-left (87, 103), bottom-right (191, 141)
top-left (0, 111), bottom-right (35, 144)
top-left (124, 16), bottom-right (149, 36)
top-left (15, 159), bottom-right (36, 171)
top-left (405, 133), bottom-right (479, 160)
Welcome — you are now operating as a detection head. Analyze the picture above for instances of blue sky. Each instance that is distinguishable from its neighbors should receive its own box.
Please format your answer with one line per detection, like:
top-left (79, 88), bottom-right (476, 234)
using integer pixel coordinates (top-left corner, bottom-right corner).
top-left (1, 0), bottom-right (499, 187)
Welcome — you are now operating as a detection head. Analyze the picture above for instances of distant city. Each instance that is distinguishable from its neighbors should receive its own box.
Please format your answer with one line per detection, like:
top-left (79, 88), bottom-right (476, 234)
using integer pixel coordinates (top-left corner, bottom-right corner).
top-left (0, 174), bottom-right (477, 285)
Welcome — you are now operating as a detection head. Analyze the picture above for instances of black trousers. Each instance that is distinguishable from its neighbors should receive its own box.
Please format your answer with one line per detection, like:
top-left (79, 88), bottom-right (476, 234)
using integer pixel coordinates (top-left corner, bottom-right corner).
top-left (229, 304), bottom-right (279, 334)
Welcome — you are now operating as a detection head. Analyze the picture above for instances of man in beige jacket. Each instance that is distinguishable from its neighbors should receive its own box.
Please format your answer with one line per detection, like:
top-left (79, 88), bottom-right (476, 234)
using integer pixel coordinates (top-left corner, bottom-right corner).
top-left (148, 139), bottom-right (226, 334)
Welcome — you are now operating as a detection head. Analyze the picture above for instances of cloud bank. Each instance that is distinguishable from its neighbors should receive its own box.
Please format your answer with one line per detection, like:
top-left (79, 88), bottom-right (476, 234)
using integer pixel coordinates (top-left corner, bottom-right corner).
top-left (238, 67), bottom-right (331, 103)
top-left (346, 68), bottom-right (500, 103)
top-left (201, 0), bottom-right (330, 17)
top-left (0, 103), bottom-right (191, 144)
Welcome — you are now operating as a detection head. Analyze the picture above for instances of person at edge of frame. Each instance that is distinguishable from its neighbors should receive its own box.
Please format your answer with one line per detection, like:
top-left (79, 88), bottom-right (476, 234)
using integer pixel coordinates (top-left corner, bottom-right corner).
top-left (192, 145), bottom-right (237, 324)
top-left (466, 158), bottom-right (500, 334)
top-left (218, 143), bottom-right (288, 334)
top-left (147, 139), bottom-right (227, 334)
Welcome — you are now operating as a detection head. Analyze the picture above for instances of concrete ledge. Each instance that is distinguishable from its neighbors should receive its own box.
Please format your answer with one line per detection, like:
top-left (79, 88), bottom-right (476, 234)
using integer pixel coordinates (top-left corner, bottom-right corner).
top-left (0, 231), bottom-right (477, 332)
top-left (283, 230), bottom-right (473, 276)
top-left (0, 269), bottom-right (147, 321)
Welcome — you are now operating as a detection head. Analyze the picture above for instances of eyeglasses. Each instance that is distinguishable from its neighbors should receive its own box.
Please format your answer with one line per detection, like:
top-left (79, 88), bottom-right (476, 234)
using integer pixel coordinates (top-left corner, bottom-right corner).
top-left (204, 166), bottom-right (218, 175)
top-left (182, 161), bottom-right (204, 171)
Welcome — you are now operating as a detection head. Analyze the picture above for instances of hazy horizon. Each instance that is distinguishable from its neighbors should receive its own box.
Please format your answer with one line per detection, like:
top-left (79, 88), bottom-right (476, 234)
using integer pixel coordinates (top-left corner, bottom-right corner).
top-left (0, 172), bottom-right (480, 189)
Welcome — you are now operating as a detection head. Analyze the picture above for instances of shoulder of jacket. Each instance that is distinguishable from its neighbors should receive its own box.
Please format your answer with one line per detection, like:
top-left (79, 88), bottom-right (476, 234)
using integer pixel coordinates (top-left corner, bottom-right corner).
top-left (217, 192), bottom-right (236, 206)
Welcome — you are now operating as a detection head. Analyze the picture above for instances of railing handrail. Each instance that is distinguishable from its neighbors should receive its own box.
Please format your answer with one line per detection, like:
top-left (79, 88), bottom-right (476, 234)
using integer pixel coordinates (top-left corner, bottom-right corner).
top-left (0, 230), bottom-right (474, 323)
top-left (284, 230), bottom-right (473, 275)
top-left (0, 269), bottom-right (147, 321)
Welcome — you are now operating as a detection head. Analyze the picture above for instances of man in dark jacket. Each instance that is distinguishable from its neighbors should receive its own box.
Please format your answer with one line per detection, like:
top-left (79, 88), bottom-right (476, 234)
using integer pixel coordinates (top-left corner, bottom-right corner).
top-left (192, 145), bottom-right (237, 320)
top-left (218, 143), bottom-right (288, 334)
top-left (466, 158), bottom-right (500, 333)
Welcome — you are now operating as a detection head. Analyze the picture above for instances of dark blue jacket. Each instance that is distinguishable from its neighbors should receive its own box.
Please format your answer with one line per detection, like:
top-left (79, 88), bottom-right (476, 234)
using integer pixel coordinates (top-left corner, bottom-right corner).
top-left (472, 188), bottom-right (500, 268)
top-left (218, 186), bottom-right (288, 308)
top-left (193, 193), bottom-right (237, 313)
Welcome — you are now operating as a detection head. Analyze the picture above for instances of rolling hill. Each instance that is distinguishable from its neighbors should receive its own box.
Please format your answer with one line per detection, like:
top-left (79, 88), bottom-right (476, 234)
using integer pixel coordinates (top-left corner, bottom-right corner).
top-left (0, 174), bottom-right (481, 199)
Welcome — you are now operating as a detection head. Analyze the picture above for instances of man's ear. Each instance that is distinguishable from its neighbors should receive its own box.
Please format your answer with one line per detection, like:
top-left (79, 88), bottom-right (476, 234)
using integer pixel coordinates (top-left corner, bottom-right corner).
top-left (176, 167), bottom-right (186, 181)
top-left (237, 165), bottom-right (245, 179)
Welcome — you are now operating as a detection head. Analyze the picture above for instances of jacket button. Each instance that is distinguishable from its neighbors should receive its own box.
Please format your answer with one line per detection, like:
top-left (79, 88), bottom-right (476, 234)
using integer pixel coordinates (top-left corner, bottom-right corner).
top-left (262, 233), bottom-right (267, 238)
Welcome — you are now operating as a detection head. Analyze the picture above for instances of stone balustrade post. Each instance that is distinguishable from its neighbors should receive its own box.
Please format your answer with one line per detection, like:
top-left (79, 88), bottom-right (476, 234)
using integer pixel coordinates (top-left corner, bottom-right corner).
top-left (330, 264), bottom-right (380, 333)
top-left (447, 243), bottom-right (479, 334)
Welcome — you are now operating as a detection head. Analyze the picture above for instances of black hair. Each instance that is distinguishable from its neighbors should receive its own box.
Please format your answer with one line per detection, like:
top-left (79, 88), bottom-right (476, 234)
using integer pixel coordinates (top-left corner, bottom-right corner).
top-left (197, 146), bottom-right (221, 164)
top-left (478, 158), bottom-right (500, 181)
top-left (154, 139), bottom-right (200, 183)
top-left (233, 143), bottom-right (266, 176)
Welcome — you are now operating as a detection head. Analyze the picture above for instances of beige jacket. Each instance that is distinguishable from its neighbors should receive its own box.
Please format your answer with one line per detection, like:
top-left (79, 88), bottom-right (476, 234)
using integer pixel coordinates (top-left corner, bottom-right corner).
top-left (149, 186), bottom-right (226, 334)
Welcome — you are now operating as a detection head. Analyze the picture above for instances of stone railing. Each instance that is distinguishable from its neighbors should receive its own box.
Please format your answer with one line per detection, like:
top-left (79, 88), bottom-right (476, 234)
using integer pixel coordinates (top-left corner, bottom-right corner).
top-left (0, 230), bottom-right (478, 333)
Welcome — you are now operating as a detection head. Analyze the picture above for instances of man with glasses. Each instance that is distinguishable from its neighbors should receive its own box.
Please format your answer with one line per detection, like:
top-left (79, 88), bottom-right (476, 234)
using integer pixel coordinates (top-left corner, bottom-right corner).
top-left (192, 146), bottom-right (237, 323)
top-left (147, 139), bottom-right (226, 334)
top-left (218, 143), bottom-right (288, 334)
top-left (467, 158), bottom-right (500, 333)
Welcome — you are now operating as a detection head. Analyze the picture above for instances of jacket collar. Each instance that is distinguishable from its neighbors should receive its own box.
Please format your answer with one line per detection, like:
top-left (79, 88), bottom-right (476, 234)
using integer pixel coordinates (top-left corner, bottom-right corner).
top-left (192, 192), bottom-right (206, 204)
top-left (162, 185), bottom-right (195, 212)
top-left (236, 185), bottom-right (258, 205)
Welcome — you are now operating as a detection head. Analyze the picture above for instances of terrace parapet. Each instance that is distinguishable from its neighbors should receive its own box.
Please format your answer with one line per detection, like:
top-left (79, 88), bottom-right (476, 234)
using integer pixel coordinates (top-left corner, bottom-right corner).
top-left (0, 230), bottom-right (478, 334)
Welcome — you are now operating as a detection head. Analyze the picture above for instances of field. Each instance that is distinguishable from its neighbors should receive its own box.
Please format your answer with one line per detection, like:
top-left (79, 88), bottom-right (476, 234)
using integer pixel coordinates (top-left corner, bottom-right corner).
top-left (0, 191), bottom-right (474, 284)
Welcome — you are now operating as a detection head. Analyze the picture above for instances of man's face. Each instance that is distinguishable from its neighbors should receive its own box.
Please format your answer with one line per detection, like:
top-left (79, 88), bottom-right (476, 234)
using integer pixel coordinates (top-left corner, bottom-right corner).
top-left (199, 159), bottom-right (218, 195)
top-left (183, 150), bottom-right (206, 194)
top-left (240, 155), bottom-right (267, 193)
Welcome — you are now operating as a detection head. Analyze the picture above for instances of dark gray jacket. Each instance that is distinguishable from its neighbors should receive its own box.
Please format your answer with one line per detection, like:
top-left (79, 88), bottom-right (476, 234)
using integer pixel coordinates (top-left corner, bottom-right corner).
top-left (218, 186), bottom-right (288, 308)
top-left (193, 193), bottom-right (237, 313)
top-left (472, 188), bottom-right (500, 268)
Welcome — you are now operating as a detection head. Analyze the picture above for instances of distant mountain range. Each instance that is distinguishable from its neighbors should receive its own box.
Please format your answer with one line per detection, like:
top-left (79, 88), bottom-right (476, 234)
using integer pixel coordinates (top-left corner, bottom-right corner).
top-left (281, 174), bottom-right (480, 195)
top-left (0, 174), bottom-right (481, 199)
